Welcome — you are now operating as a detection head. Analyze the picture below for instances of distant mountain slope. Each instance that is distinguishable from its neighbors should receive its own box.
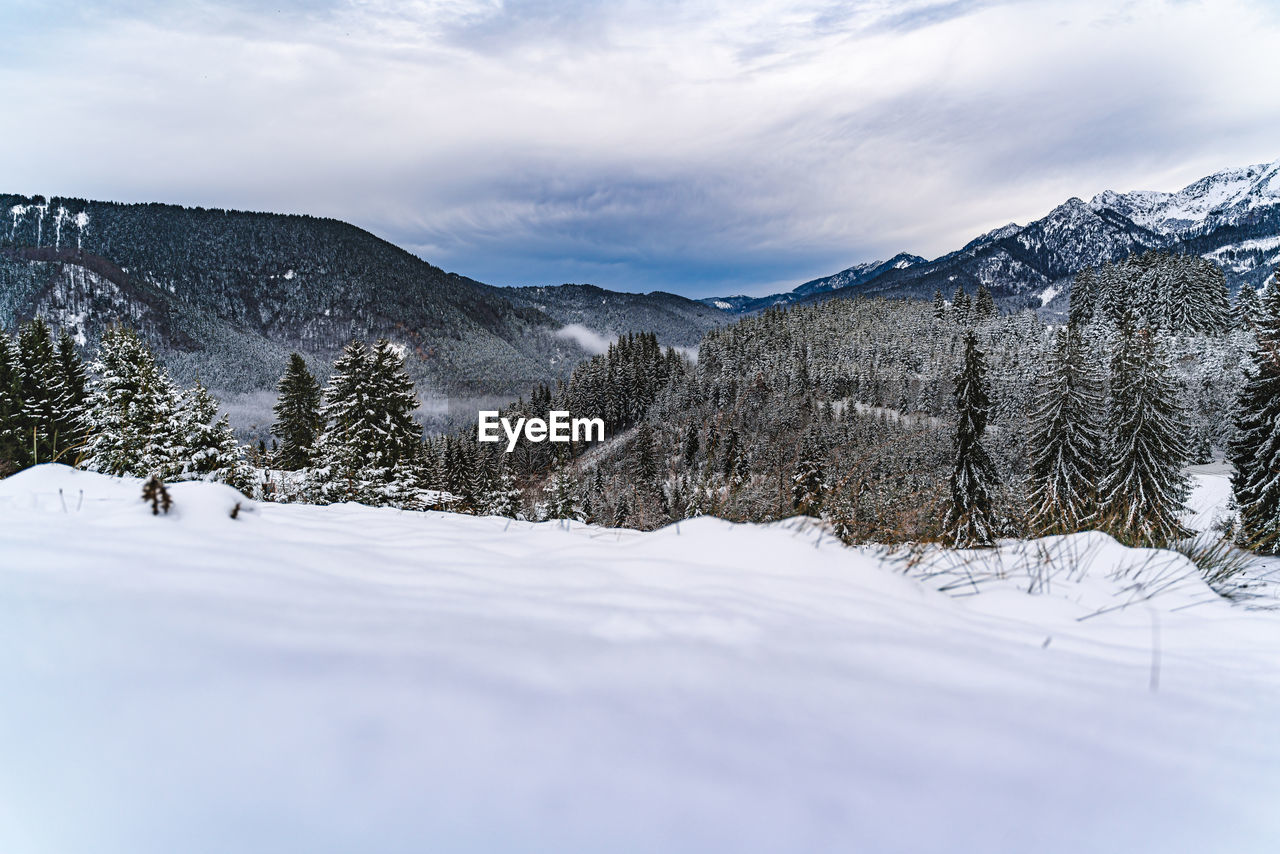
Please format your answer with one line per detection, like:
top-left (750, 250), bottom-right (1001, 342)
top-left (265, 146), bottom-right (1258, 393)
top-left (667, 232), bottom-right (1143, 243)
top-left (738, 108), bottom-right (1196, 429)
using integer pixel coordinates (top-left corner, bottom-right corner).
top-left (701, 253), bottom-right (926, 313)
top-left (500, 283), bottom-right (726, 348)
top-left (0, 197), bottom-right (591, 401)
top-left (0, 198), bottom-right (729, 420)
top-left (708, 157), bottom-right (1280, 314)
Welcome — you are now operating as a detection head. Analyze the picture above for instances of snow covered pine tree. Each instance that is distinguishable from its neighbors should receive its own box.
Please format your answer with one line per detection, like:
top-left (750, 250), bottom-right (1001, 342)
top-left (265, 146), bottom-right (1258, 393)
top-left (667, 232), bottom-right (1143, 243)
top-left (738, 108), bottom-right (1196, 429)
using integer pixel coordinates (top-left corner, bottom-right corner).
top-left (946, 332), bottom-right (999, 547)
top-left (272, 353), bottom-right (322, 470)
top-left (1097, 313), bottom-right (1191, 547)
top-left (81, 326), bottom-right (183, 478)
top-left (1229, 270), bottom-right (1280, 553)
top-left (307, 339), bottom-right (424, 507)
top-left (1027, 325), bottom-right (1104, 534)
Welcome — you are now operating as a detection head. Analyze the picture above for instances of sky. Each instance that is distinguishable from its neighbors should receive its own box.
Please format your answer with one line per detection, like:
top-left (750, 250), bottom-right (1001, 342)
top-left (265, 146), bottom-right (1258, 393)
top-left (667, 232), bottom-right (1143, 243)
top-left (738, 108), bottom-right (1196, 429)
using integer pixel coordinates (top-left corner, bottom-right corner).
top-left (2, 0), bottom-right (1279, 298)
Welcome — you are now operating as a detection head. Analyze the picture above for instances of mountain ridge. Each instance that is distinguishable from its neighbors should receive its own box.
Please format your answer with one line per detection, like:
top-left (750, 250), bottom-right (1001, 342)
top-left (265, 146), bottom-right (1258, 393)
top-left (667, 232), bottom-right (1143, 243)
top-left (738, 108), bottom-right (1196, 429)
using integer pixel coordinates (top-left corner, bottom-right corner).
top-left (704, 157), bottom-right (1280, 314)
top-left (0, 195), bottom-right (726, 432)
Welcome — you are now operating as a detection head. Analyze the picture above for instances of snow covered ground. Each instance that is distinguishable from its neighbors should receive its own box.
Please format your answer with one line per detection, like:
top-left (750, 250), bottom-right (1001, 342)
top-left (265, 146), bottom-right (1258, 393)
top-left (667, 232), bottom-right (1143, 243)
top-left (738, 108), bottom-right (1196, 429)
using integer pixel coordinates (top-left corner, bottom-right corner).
top-left (2, 464), bottom-right (1280, 854)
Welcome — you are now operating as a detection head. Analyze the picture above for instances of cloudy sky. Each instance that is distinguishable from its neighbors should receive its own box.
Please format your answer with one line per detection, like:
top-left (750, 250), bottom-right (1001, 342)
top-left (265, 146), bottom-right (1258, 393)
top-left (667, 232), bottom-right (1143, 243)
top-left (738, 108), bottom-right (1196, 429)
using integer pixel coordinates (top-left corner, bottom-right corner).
top-left (2, 0), bottom-right (1279, 297)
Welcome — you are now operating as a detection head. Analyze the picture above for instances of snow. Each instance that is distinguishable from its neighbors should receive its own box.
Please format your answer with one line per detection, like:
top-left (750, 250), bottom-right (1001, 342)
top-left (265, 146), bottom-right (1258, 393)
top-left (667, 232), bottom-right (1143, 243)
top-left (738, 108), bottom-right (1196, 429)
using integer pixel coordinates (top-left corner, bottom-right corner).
top-left (713, 300), bottom-right (733, 309)
top-left (1038, 284), bottom-right (1060, 306)
top-left (1203, 235), bottom-right (1280, 272)
top-left (1091, 158), bottom-right (1280, 235)
top-left (284, 269), bottom-right (296, 280)
top-left (2, 464), bottom-right (1280, 853)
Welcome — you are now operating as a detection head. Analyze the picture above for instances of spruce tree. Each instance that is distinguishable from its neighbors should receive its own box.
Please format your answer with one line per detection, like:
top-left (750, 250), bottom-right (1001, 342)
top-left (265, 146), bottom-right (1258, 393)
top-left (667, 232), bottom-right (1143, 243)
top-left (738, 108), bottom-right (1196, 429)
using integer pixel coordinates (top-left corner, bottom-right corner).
top-left (171, 382), bottom-right (252, 490)
top-left (791, 428), bottom-right (825, 516)
top-left (1229, 270), bottom-right (1280, 553)
top-left (483, 467), bottom-right (522, 518)
top-left (51, 328), bottom-right (89, 463)
top-left (17, 317), bottom-right (59, 466)
top-left (945, 332), bottom-right (999, 547)
top-left (1235, 285), bottom-right (1262, 330)
top-left (82, 327), bottom-right (182, 478)
top-left (1027, 325), bottom-right (1103, 534)
top-left (1097, 315), bottom-right (1191, 546)
top-left (952, 286), bottom-right (971, 325)
top-left (444, 436), bottom-right (475, 508)
top-left (308, 339), bottom-right (424, 507)
top-left (308, 341), bottom-right (375, 503)
top-left (544, 460), bottom-right (580, 521)
top-left (682, 422), bottom-right (700, 467)
top-left (365, 339), bottom-right (422, 463)
top-left (632, 421), bottom-right (659, 492)
top-left (0, 333), bottom-right (23, 475)
top-left (933, 288), bottom-right (946, 320)
top-left (272, 353), bottom-right (322, 470)
top-left (973, 284), bottom-right (997, 322)
top-left (1068, 267), bottom-right (1098, 326)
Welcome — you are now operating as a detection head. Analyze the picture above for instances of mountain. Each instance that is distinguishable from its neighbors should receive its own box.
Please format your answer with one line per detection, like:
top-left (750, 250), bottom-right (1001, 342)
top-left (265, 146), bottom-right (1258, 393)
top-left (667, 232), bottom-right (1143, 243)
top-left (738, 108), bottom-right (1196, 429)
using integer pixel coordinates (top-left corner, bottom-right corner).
top-left (501, 283), bottom-right (725, 348)
top-left (707, 157), bottom-right (1280, 315)
top-left (0, 196), bottom-right (724, 428)
top-left (700, 253), bottom-right (926, 313)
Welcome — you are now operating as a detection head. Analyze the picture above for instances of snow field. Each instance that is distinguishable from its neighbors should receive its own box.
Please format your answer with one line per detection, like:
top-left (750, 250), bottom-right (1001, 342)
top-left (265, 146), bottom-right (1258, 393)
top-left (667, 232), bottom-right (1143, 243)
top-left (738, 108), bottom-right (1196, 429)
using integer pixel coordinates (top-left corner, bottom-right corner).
top-left (1, 464), bottom-right (1279, 853)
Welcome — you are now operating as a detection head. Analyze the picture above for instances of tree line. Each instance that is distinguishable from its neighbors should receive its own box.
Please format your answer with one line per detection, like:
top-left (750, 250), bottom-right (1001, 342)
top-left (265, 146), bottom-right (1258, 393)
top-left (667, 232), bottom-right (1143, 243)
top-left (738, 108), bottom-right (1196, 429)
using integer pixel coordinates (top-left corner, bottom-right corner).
top-left (2, 258), bottom-right (1278, 560)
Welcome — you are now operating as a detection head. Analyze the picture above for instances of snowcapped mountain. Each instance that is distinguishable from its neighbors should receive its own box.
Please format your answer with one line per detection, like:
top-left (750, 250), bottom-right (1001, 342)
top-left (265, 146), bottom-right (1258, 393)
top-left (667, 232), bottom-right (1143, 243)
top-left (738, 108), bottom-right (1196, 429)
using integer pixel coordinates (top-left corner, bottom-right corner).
top-left (708, 156), bottom-right (1280, 314)
top-left (1091, 159), bottom-right (1280, 237)
top-left (793, 253), bottom-right (927, 296)
top-left (700, 253), bottom-right (926, 313)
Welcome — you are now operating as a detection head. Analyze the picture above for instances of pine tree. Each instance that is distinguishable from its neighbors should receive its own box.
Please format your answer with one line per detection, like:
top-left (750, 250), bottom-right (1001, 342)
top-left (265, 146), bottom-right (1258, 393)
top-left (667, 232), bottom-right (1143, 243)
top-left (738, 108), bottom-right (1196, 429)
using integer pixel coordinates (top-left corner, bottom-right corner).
top-left (482, 467), bottom-right (522, 518)
top-left (0, 333), bottom-right (23, 475)
top-left (366, 340), bottom-right (422, 463)
top-left (272, 353), bottom-right (322, 470)
top-left (945, 332), bottom-right (999, 547)
top-left (308, 341), bottom-right (374, 503)
top-left (50, 328), bottom-right (89, 463)
top-left (17, 317), bottom-right (59, 466)
top-left (1229, 270), bottom-right (1280, 553)
top-left (82, 327), bottom-right (182, 478)
top-left (632, 421), bottom-right (659, 493)
top-left (973, 284), bottom-right (997, 322)
top-left (1068, 267), bottom-right (1098, 326)
top-left (171, 382), bottom-right (251, 490)
top-left (307, 340), bottom-right (424, 507)
top-left (612, 495), bottom-right (630, 528)
top-left (1027, 325), bottom-right (1104, 534)
top-left (443, 437), bottom-right (476, 508)
top-left (1097, 315), bottom-right (1191, 547)
top-left (933, 288), bottom-right (946, 320)
top-left (682, 422), bottom-right (700, 467)
top-left (544, 460), bottom-right (580, 521)
top-left (1235, 285), bottom-right (1262, 330)
top-left (721, 426), bottom-right (739, 481)
top-left (952, 286), bottom-right (971, 325)
top-left (791, 428), bottom-right (825, 516)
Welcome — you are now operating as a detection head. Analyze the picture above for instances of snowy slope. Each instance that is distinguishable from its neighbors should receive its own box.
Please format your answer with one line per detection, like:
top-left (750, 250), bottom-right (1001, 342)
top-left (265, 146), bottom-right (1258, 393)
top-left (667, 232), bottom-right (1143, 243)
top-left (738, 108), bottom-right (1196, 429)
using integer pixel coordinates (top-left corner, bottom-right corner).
top-left (1091, 159), bottom-right (1280, 236)
top-left (2, 465), bottom-right (1280, 854)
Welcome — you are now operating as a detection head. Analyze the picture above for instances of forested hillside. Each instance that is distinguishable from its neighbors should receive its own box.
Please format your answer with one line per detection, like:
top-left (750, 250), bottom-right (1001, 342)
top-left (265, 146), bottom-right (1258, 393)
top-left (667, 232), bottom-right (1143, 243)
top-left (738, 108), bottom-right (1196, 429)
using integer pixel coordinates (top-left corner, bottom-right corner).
top-left (0, 196), bottom-right (723, 423)
top-left (4, 249), bottom-right (1279, 567)
top-left (501, 284), bottom-right (725, 348)
top-left (465, 254), bottom-right (1258, 551)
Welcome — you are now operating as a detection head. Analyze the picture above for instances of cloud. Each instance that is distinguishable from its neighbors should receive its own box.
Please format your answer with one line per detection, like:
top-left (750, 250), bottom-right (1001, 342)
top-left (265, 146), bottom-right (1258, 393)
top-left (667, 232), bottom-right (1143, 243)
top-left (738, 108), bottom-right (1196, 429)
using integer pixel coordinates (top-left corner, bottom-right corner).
top-left (1, 0), bottom-right (1279, 297)
top-left (554, 323), bottom-right (613, 355)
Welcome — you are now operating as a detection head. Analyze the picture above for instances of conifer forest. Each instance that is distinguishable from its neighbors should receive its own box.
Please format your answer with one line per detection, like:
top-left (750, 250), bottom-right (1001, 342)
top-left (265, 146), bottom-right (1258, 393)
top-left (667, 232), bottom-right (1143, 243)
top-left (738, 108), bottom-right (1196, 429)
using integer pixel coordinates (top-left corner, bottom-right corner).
top-left (4, 248), bottom-right (1279, 560)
